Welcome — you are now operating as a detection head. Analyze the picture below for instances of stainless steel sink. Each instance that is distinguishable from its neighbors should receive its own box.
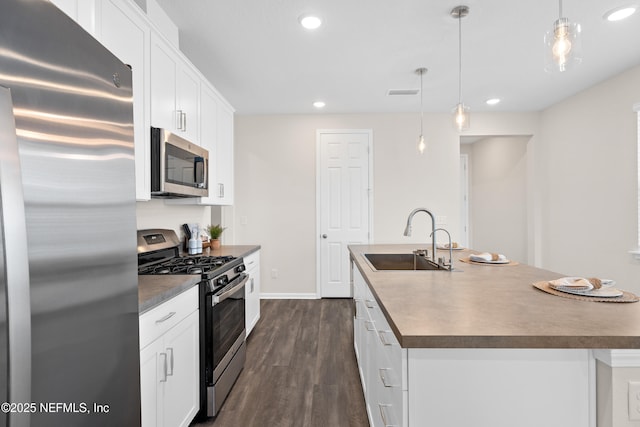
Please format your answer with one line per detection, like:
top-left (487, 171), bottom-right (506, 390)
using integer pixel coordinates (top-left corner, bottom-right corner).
top-left (364, 253), bottom-right (447, 271)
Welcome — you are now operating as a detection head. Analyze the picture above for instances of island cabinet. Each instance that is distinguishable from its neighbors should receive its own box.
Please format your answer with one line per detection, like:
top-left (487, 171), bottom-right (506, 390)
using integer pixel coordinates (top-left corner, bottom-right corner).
top-left (353, 265), bottom-right (407, 427)
top-left (139, 286), bottom-right (200, 427)
top-left (351, 257), bottom-right (594, 427)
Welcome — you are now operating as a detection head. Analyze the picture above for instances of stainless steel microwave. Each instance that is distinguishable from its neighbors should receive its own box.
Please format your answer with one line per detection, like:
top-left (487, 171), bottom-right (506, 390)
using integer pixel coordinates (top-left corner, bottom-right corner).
top-left (151, 127), bottom-right (209, 198)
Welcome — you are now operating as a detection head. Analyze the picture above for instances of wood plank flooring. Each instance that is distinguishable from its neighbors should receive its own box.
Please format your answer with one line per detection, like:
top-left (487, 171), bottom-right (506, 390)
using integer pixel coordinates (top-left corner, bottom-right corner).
top-left (191, 299), bottom-right (369, 427)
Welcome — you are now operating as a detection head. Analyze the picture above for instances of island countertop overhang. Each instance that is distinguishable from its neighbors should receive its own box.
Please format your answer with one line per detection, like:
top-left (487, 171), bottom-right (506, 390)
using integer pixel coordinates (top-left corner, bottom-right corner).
top-left (349, 244), bottom-right (640, 349)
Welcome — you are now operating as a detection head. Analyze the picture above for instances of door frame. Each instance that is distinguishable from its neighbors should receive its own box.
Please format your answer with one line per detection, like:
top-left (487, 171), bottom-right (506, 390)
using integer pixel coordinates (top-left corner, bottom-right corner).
top-left (315, 129), bottom-right (374, 298)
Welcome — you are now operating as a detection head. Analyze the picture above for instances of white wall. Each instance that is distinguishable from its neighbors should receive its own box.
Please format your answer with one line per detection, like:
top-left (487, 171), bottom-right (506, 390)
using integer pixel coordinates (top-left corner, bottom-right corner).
top-left (136, 200), bottom-right (211, 242)
top-left (232, 112), bottom-right (539, 295)
top-left (538, 65), bottom-right (640, 293)
top-left (463, 136), bottom-right (530, 263)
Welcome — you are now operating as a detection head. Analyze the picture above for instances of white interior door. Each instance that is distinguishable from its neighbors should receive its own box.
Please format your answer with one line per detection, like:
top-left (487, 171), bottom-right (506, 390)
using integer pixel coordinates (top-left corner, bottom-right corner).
top-left (317, 130), bottom-right (371, 298)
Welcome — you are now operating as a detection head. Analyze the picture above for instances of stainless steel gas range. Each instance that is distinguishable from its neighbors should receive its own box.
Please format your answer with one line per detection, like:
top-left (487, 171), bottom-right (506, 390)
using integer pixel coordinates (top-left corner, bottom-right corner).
top-left (137, 229), bottom-right (247, 419)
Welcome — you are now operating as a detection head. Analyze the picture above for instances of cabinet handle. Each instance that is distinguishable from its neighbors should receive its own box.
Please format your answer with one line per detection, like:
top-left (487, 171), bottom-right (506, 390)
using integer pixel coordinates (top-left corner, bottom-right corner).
top-left (378, 403), bottom-right (397, 427)
top-left (250, 277), bottom-right (255, 293)
top-left (365, 299), bottom-right (376, 309)
top-left (378, 330), bottom-right (393, 346)
top-left (378, 368), bottom-right (398, 388)
top-left (364, 320), bottom-right (375, 332)
top-left (159, 353), bottom-right (168, 383)
top-left (155, 311), bottom-right (176, 324)
top-left (182, 112), bottom-right (187, 132)
top-left (218, 183), bottom-right (224, 198)
top-left (166, 347), bottom-right (174, 376)
top-left (176, 110), bottom-right (183, 130)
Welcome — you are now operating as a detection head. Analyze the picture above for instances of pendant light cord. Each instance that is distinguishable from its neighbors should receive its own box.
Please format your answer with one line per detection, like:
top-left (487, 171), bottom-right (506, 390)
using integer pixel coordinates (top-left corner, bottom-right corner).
top-left (420, 70), bottom-right (424, 135)
top-left (559, 0), bottom-right (563, 18)
top-left (458, 11), bottom-right (463, 104)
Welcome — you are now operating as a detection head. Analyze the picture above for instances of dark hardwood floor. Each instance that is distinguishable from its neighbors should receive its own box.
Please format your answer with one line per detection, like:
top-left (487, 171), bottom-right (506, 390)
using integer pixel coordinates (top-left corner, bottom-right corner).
top-left (192, 299), bottom-right (369, 427)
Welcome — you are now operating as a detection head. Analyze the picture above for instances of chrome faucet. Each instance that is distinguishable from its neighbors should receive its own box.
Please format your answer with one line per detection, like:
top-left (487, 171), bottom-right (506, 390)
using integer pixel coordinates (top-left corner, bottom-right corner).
top-left (403, 208), bottom-right (437, 265)
top-left (431, 228), bottom-right (453, 270)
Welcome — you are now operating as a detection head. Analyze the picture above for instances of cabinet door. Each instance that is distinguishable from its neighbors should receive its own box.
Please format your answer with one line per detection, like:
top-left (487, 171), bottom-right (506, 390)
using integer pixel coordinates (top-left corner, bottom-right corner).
top-left (177, 65), bottom-right (200, 143)
top-left (162, 310), bottom-right (200, 427)
top-left (197, 84), bottom-right (218, 204)
top-left (215, 103), bottom-right (234, 204)
top-left (96, 0), bottom-right (151, 200)
top-left (140, 338), bottom-right (165, 427)
top-left (150, 33), bottom-right (178, 131)
top-left (245, 251), bottom-right (261, 336)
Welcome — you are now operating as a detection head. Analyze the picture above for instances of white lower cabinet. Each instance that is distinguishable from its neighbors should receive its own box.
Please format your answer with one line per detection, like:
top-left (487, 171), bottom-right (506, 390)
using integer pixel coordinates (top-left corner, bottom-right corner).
top-left (352, 265), bottom-right (407, 427)
top-left (244, 250), bottom-right (261, 337)
top-left (139, 287), bottom-right (200, 427)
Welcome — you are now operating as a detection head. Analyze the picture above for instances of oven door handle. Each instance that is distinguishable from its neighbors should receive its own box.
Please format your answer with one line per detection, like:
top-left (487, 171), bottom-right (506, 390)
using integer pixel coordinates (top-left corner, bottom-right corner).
top-left (212, 274), bottom-right (249, 305)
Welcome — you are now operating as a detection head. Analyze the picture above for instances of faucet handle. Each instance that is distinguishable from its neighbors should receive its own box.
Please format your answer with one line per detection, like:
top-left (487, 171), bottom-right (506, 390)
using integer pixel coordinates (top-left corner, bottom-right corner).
top-left (414, 249), bottom-right (428, 257)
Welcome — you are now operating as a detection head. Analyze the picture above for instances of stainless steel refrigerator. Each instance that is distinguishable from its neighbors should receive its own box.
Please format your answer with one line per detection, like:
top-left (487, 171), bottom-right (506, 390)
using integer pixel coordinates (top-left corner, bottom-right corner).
top-left (0, 1), bottom-right (141, 426)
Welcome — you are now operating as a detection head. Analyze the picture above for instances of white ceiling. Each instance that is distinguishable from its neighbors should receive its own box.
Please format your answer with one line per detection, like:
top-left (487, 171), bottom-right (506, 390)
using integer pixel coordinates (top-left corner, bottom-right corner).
top-left (153, 0), bottom-right (640, 115)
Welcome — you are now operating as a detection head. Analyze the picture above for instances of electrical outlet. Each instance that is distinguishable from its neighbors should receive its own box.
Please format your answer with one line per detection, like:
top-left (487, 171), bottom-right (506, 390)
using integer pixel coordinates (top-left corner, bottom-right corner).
top-left (271, 268), bottom-right (278, 279)
top-left (628, 381), bottom-right (640, 420)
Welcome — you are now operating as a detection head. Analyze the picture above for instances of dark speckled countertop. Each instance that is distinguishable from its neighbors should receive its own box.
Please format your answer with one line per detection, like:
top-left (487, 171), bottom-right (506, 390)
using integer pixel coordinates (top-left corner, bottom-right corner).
top-left (349, 244), bottom-right (640, 349)
top-left (138, 245), bottom-right (260, 314)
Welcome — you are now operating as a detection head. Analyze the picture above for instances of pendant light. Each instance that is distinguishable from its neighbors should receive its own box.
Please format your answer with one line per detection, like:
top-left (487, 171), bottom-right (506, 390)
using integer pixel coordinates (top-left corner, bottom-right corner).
top-left (416, 67), bottom-right (427, 154)
top-left (451, 5), bottom-right (470, 132)
top-left (544, 0), bottom-right (582, 73)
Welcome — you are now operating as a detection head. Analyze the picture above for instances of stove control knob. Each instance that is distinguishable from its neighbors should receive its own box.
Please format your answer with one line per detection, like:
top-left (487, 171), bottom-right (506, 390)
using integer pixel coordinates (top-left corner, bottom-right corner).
top-left (235, 265), bottom-right (245, 273)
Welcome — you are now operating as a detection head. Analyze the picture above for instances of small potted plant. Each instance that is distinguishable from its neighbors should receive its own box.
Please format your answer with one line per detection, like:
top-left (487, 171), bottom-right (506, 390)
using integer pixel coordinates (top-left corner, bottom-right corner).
top-left (206, 224), bottom-right (226, 249)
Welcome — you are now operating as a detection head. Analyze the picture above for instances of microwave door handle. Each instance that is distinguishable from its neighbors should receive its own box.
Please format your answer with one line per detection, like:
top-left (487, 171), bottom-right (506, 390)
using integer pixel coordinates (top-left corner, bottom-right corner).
top-left (212, 274), bottom-right (249, 305)
top-left (194, 156), bottom-right (204, 188)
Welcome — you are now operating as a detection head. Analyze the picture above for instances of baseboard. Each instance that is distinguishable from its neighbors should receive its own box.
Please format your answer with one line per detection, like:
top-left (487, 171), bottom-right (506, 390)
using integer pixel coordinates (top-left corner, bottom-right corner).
top-left (260, 293), bottom-right (319, 300)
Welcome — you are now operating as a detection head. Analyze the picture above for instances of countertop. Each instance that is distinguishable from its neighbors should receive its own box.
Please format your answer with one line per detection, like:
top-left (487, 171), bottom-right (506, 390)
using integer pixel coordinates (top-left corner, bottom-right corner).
top-left (138, 245), bottom-right (260, 314)
top-left (349, 244), bottom-right (640, 349)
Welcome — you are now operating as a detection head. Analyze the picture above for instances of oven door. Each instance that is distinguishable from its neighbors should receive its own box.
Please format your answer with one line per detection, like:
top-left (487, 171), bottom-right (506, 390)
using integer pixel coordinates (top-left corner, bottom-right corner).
top-left (206, 273), bottom-right (248, 384)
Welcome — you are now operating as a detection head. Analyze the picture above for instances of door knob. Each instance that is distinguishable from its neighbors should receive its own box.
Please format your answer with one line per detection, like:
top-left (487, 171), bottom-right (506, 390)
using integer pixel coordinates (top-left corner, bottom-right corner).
top-left (321, 234), bottom-right (327, 239)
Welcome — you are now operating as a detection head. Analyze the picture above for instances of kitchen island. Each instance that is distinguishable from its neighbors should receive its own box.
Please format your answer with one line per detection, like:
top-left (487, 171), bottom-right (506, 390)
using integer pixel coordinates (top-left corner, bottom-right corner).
top-left (349, 244), bottom-right (640, 427)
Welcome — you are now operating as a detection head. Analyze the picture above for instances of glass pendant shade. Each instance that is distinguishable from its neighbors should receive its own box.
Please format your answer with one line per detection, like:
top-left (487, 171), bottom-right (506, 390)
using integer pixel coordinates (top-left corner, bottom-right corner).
top-left (417, 134), bottom-right (426, 154)
top-left (453, 102), bottom-right (470, 131)
top-left (544, 17), bottom-right (582, 73)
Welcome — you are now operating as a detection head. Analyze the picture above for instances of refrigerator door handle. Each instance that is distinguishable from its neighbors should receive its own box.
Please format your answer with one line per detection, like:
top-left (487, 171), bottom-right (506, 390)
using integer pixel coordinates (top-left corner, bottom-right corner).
top-left (0, 86), bottom-right (32, 426)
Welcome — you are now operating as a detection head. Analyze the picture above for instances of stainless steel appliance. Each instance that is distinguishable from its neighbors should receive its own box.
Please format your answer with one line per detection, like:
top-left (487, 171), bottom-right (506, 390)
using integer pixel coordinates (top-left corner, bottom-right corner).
top-left (0, 1), bottom-right (140, 426)
top-left (151, 127), bottom-right (209, 198)
top-left (137, 229), bottom-right (247, 419)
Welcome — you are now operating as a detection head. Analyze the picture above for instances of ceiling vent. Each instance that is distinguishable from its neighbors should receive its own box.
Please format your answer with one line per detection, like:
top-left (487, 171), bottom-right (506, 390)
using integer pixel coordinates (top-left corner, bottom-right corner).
top-left (387, 89), bottom-right (419, 96)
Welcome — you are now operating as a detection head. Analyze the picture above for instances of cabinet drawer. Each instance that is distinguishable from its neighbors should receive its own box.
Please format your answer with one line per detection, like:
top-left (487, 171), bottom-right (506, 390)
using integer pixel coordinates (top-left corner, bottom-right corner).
top-left (243, 250), bottom-right (259, 272)
top-left (139, 286), bottom-right (198, 349)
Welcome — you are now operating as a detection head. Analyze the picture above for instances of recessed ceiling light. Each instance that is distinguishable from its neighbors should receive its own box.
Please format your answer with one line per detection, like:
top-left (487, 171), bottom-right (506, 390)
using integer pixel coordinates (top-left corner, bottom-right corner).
top-left (486, 98), bottom-right (501, 106)
top-left (299, 14), bottom-right (322, 30)
top-left (313, 101), bottom-right (326, 108)
top-left (603, 5), bottom-right (637, 21)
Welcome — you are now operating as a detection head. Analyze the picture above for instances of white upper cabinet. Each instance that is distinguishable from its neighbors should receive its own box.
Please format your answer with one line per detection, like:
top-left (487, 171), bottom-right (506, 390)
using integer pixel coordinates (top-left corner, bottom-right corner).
top-left (94, 0), bottom-right (151, 200)
top-left (214, 101), bottom-right (234, 205)
top-left (150, 32), bottom-right (200, 144)
top-left (54, 0), bottom-right (234, 204)
top-left (168, 82), bottom-right (234, 206)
